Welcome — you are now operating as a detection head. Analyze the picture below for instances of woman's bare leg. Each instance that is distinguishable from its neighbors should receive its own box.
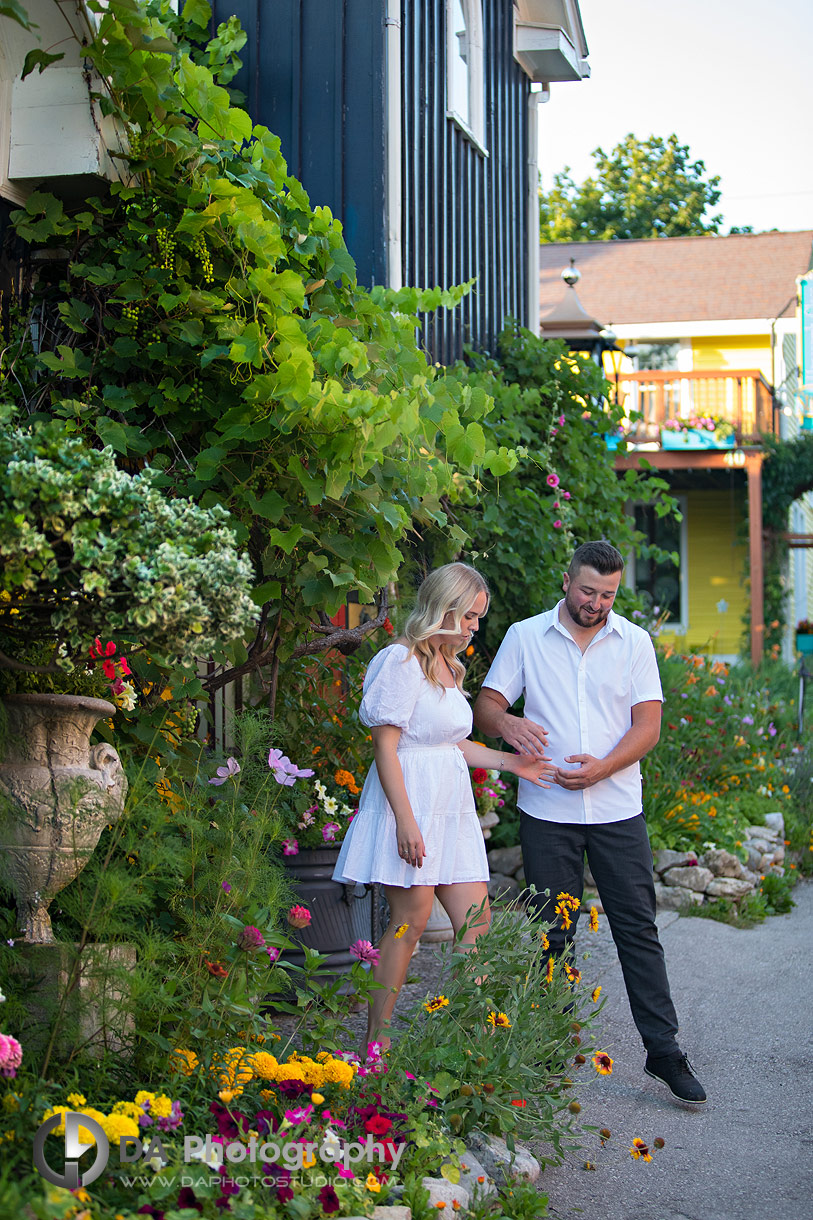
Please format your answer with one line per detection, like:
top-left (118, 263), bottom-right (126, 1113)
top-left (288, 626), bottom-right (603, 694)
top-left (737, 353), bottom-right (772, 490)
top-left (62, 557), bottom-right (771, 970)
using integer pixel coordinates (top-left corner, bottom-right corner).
top-left (434, 881), bottom-right (491, 946)
top-left (367, 884), bottom-right (436, 1052)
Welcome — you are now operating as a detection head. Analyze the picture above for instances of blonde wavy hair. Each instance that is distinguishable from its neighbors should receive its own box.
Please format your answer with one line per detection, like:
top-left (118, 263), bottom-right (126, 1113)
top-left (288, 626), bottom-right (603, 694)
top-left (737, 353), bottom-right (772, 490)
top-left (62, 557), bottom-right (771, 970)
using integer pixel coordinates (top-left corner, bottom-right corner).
top-left (402, 563), bottom-right (489, 690)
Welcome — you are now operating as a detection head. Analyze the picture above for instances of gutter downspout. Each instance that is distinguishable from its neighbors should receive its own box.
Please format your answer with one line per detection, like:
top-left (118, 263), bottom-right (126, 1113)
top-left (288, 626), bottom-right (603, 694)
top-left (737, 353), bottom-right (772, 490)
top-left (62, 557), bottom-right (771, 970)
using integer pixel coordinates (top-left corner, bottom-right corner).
top-left (385, 0), bottom-right (402, 290)
top-left (527, 85), bottom-right (544, 333)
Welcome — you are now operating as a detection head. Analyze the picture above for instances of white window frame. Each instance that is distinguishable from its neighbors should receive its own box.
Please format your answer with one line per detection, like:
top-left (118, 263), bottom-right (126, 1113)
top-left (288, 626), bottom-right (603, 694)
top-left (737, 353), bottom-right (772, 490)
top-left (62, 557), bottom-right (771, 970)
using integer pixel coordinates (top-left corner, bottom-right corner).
top-left (446, 0), bottom-right (487, 154)
top-left (626, 494), bottom-right (688, 636)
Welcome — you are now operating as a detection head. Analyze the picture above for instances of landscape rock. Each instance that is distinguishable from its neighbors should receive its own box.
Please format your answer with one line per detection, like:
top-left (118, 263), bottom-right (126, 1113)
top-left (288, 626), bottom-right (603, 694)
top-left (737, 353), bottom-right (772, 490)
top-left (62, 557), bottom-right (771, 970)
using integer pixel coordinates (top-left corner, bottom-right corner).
top-left (487, 872), bottom-right (520, 901)
top-left (768, 865), bottom-right (786, 877)
top-left (458, 1149), bottom-right (497, 1198)
top-left (487, 845), bottom-right (523, 875)
top-left (771, 844), bottom-right (786, 864)
top-left (584, 860), bottom-right (597, 887)
top-left (699, 848), bottom-right (750, 879)
top-left (654, 882), bottom-right (704, 911)
top-left (705, 877), bottom-right (754, 900)
top-left (745, 845), bottom-right (766, 870)
top-left (421, 1179), bottom-right (470, 1210)
top-left (763, 812), bottom-right (785, 837)
top-left (747, 838), bottom-right (774, 856)
top-left (661, 865), bottom-right (714, 892)
top-left (653, 848), bottom-right (698, 874)
top-left (465, 1130), bottom-right (541, 1185)
top-left (372, 1209), bottom-right (412, 1220)
top-left (746, 825), bottom-right (779, 841)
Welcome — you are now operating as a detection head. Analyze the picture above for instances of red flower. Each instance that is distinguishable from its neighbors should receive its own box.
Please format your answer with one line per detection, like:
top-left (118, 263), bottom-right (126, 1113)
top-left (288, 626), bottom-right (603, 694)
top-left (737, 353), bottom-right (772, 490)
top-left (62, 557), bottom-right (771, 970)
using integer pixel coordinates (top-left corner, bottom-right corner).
top-left (318, 1185), bottom-right (340, 1214)
top-left (472, 768), bottom-right (488, 783)
top-left (364, 1115), bottom-right (392, 1136)
top-left (205, 960), bottom-right (228, 978)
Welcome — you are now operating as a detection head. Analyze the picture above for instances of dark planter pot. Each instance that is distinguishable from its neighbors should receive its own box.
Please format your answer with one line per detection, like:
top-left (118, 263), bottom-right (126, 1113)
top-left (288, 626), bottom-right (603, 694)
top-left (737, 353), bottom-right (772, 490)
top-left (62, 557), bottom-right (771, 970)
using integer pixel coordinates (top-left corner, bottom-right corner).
top-left (282, 847), bottom-right (382, 975)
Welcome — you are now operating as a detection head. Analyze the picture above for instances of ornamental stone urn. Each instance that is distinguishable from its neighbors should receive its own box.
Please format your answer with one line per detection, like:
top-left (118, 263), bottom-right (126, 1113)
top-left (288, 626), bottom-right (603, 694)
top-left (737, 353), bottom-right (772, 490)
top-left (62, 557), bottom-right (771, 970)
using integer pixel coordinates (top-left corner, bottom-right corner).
top-left (0, 693), bottom-right (127, 943)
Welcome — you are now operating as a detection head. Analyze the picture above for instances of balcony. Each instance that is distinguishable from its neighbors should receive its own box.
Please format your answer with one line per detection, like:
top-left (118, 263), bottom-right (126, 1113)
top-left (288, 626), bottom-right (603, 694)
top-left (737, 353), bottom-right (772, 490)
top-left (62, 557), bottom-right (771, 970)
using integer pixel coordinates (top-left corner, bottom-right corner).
top-left (615, 369), bottom-right (777, 447)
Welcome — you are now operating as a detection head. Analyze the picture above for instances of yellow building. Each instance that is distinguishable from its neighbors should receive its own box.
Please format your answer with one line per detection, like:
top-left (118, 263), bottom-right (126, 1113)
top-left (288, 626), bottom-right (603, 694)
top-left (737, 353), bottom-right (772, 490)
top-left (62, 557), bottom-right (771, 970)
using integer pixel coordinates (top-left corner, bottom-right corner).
top-left (539, 231), bottom-right (813, 662)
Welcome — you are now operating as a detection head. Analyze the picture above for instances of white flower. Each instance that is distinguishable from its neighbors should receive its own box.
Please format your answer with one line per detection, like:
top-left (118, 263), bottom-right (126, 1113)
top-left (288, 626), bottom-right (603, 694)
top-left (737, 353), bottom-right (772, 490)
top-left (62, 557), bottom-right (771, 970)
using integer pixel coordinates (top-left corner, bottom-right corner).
top-left (0, 987), bottom-right (5, 1003)
top-left (314, 780), bottom-right (327, 799)
top-left (322, 797), bottom-right (338, 816)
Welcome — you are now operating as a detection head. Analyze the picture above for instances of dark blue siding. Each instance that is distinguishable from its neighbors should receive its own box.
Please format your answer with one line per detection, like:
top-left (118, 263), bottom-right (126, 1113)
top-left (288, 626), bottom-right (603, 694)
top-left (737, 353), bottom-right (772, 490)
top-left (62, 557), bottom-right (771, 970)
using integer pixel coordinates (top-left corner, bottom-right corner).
top-left (212, 0), bottom-right (389, 288)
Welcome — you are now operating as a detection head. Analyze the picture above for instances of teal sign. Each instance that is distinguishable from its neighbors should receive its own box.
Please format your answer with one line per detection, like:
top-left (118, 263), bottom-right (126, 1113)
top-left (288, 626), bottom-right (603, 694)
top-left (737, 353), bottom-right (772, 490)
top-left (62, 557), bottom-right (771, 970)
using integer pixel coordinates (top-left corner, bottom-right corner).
top-left (802, 274), bottom-right (813, 394)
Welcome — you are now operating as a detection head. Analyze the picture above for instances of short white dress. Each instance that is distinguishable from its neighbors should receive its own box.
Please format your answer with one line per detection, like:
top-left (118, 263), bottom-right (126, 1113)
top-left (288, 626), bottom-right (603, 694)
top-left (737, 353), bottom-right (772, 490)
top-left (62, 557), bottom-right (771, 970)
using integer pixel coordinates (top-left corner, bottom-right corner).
top-left (332, 643), bottom-right (489, 888)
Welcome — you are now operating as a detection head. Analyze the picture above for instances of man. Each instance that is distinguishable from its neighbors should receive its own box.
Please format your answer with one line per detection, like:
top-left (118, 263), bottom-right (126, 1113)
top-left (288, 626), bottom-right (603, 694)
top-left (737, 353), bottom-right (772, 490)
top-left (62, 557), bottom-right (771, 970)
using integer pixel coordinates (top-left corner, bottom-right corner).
top-left (473, 540), bottom-right (706, 1105)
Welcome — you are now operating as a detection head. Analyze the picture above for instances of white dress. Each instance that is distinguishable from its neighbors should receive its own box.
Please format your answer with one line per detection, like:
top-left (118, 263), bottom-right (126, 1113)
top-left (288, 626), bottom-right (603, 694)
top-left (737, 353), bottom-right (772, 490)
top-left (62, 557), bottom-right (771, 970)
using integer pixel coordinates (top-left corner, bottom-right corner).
top-left (331, 643), bottom-right (489, 888)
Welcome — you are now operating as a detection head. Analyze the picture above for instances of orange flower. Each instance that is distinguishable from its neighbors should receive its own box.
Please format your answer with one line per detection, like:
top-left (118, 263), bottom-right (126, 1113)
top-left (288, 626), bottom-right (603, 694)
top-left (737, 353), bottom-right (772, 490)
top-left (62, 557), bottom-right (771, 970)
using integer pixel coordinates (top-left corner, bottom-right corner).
top-left (592, 1052), bottom-right (613, 1075)
top-left (564, 964), bottom-right (581, 985)
top-left (591, 986), bottom-right (602, 1003)
top-left (588, 906), bottom-right (599, 932)
top-left (630, 1138), bottom-right (652, 1162)
top-left (545, 957), bottom-right (554, 984)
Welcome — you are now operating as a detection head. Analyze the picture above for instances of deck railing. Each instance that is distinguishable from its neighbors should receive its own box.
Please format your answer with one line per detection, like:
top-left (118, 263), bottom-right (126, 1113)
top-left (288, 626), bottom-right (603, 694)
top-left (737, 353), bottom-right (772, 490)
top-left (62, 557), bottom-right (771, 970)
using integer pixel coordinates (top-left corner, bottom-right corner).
top-left (615, 369), bottom-right (777, 443)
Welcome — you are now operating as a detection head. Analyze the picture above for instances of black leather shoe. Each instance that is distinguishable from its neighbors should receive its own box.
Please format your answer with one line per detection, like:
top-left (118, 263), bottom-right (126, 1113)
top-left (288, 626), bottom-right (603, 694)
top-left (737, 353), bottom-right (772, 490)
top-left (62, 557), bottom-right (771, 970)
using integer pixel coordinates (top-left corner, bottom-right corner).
top-left (644, 1051), bottom-right (707, 1103)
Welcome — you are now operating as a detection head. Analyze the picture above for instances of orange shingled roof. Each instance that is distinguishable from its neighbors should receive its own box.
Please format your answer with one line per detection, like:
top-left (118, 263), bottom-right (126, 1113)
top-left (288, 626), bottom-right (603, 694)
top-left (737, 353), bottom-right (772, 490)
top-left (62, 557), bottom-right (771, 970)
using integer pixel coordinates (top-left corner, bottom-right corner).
top-left (538, 231), bottom-right (813, 326)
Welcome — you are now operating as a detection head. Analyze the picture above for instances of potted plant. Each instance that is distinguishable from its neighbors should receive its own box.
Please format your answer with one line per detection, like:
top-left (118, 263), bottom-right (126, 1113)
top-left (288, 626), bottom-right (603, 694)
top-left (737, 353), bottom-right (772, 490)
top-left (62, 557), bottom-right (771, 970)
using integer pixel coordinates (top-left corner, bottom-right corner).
top-left (661, 414), bottom-right (736, 450)
top-left (0, 413), bottom-right (258, 942)
top-left (796, 619), bottom-right (813, 655)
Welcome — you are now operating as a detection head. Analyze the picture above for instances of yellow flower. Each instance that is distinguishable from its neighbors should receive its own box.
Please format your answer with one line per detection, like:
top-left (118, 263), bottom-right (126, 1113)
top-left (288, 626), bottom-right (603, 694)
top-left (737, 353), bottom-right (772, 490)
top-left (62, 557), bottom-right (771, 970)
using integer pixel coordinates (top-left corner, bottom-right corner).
top-left (66, 1093), bottom-right (87, 1108)
top-left (487, 1011), bottom-right (511, 1029)
top-left (394, 923), bottom-right (409, 939)
top-left (630, 1138), bottom-right (652, 1161)
top-left (556, 905), bottom-right (573, 932)
top-left (588, 906), bottom-right (599, 932)
top-left (111, 1102), bottom-right (143, 1122)
top-left (319, 1058), bottom-right (355, 1088)
top-left (147, 1094), bottom-right (173, 1119)
top-left (556, 892), bottom-right (580, 910)
top-left (564, 964), bottom-right (581, 985)
top-left (311, 1093), bottom-right (325, 1105)
top-left (539, 929), bottom-right (550, 950)
top-left (423, 994), bottom-right (450, 1013)
top-left (545, 957), bottom-right (554, 984)
top-left (169, 1048), bottom-right (199, 1076)
top-left (591, 986), bottom-right (602, 1003)
top-left (247, 1052), bottom-right (279, 1080)
top-left (101, 1113), bottom-right (140, 1142)
top-left (592, 1052), bottom-right (613, 1075)
top-left (365, 1173), bottom-right (382, 1192)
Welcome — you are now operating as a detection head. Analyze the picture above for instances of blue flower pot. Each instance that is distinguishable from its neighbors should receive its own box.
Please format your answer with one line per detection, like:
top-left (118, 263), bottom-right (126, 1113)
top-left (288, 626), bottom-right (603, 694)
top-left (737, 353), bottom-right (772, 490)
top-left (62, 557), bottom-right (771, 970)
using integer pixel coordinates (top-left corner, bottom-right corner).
top-left (661, 428), bottom-right (734, 450)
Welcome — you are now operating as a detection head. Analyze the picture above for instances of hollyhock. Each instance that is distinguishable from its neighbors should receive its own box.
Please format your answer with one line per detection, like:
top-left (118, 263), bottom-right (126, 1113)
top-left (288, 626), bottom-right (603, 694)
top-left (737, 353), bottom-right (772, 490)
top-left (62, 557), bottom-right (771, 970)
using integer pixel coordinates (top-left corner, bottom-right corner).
top-left (546, 472), bottom-right (560, 488)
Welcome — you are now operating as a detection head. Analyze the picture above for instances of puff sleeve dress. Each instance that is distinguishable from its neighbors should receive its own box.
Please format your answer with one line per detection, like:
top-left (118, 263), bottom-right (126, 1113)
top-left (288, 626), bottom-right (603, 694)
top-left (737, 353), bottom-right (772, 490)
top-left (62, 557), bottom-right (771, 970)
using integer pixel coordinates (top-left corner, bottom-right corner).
top-left (331, 643), bottom-right (489, 889)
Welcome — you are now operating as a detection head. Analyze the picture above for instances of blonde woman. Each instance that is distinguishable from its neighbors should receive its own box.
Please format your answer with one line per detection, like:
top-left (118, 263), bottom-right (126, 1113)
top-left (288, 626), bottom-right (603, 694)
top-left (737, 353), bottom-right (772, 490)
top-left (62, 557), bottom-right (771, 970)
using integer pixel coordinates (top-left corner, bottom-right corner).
top-left (332, 562), bottom-right (555, 1051)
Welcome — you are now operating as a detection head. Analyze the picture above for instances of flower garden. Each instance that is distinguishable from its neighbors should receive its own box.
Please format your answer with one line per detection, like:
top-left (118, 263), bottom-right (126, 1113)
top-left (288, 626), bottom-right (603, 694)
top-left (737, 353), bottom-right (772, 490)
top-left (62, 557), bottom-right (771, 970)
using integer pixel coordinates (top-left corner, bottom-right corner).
top-left (0, 1), bottom-right (811, 1217)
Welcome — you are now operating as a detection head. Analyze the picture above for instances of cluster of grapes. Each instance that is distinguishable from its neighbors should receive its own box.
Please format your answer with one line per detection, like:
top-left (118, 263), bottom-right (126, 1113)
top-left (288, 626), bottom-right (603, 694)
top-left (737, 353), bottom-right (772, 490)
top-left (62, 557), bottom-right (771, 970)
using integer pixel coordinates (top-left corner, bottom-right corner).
top-left (121, 301), bottom-right (143, 329)
top-left (128, 128), bottom-right (143, 159)
top-left (191, 233), bottom-right (214, 284)
top-left (156, 226), bottom-right (176, 272)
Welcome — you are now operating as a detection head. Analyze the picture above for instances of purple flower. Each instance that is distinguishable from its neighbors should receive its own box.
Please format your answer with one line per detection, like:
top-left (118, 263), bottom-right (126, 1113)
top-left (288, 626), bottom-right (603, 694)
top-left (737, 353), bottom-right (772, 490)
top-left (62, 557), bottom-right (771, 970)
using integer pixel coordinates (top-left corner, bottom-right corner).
top-left (768, 722), bottom-right (777, 737)
top-left (284, 1104), bottom-right (314, 1124)
top-left (319, 1184), bottom-right (340, 1214)
top-left (156, 1100), bottom-right (184, 1132)
top-left (222, 882), bottom-right (232, 893)
top-left (282, 838), bottom-right (299, 856)
top-left (350, 939), bottom-right (380, 965)
top-left (723, 695), bottom-right (733, 705)
top-left (268, 748), bottom-right (316, 786)
top-left (237, 925), bottom-right (266, 951)
top-left (742, 715), bottom-right (754, 726)
top-left (322, 822), bottom-right (341, 843)
top-left (209, 757), bottom-right (241, 786)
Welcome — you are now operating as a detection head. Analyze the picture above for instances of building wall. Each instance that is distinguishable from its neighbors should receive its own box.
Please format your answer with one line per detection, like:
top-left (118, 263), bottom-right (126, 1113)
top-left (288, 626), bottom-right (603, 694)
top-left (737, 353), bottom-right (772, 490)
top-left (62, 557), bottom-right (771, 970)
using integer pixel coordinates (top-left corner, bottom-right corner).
top-left (691, 335), bottom-right (772, 381)
top-left (660, 487), bottom-right (747, 657)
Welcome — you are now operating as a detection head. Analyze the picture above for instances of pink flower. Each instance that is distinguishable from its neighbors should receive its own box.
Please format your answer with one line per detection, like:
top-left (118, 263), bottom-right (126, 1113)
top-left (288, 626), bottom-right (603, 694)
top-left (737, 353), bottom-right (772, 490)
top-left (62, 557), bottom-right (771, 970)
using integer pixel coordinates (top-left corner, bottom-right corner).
top-left (268, 748), bottom-right (315, 787)
top-left (209, 757), bottom-right (241, 786)
top-left (282, 838), bottom-right (299, 856)
top-left (284, 1104), bottom-right (314, 1124)
top-left (546, 472), bottom-right (560, 488)
top-left (337, 1166), bottom-right (355, 1179)
top-left (0, 1033), bottom-right (22, 1078)
top-left (287, 904), bottom-right (311, 929)
top-left (553, 501), bottom-right (560, 509)
top-left (322, 822), bottom-right (341, 843)
top-left (768, 722), bottom-right (777, 737)
top-left (351, 940), bottom-right (381, 965)
top-left (558, 414), bottom-right (566, 426)
top-left (119, 656), bottom-right (132, 676)
top-left (237, 925), bottom-right (266, 951)
top-left (562, 490), bottom-right (571, 500)
top-left (266, 946), bottom-right (281, 964)
top-left (553, 520), bottom-right (563, 529)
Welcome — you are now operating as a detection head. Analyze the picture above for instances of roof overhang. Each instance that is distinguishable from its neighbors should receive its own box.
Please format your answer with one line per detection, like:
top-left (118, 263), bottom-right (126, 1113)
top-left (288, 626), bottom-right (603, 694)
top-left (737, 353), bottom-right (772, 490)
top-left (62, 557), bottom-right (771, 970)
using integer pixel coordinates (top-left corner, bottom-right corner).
top-left (513, 0), bottom-right (590, 83)
top-left (608, 319), bottom-right (785, 342)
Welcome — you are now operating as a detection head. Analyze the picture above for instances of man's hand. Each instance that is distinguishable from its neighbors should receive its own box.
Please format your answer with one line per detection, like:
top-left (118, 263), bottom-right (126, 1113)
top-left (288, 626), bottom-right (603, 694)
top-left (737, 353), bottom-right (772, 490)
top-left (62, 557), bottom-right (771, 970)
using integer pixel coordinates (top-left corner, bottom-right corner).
top-left (500, 714), bottom-right (550, 757)
top-left (555, 754), bottom-right (610, 790)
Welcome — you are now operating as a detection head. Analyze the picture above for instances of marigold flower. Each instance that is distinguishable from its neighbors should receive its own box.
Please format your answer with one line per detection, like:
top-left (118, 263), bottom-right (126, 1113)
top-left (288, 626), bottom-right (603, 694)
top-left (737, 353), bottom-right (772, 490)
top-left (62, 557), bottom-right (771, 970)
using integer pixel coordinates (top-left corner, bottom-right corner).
top-left (169, 1048), bottom-right (199, 1076)
top-left (423, 994), bottom-right (450, 1013)
top-left (592, 1052), bottom-right (613, 1075)
top-left (335, 769), bottom-right (355, 788)
top-left (487, 1011), bottom-right (511, 1028)
top-left (588, 906), bottom-right (599, 932)
top-left (287, 904), bottom-right (311, 929)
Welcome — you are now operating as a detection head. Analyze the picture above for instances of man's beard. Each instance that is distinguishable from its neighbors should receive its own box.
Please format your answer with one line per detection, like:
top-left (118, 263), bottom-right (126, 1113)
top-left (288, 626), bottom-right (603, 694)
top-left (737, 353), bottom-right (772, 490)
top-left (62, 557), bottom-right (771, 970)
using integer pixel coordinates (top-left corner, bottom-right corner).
top-left (565, 590), bottom-right (610, 629)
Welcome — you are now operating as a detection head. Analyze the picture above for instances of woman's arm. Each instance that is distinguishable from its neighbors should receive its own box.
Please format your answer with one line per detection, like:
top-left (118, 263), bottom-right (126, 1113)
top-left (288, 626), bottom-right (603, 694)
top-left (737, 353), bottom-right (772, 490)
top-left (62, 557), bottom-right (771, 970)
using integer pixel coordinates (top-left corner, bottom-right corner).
top-left (457, 738), bottom-right (557, 787)
top-left (371, 724), bottom-right (426, 867)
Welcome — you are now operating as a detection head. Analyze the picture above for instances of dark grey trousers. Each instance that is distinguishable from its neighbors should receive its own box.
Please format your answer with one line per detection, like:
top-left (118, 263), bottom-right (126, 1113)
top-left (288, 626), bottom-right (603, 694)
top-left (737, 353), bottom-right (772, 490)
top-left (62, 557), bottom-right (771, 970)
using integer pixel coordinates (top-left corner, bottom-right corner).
top-left (519, 811), bottom-right (680, 1058)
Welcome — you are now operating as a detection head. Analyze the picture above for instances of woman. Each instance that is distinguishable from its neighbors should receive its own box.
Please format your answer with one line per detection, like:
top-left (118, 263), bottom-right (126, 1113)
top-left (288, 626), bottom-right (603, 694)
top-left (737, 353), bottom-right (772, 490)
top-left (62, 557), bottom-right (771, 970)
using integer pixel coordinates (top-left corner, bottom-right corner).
top-left (332, 563), bottom-right (555, 1052)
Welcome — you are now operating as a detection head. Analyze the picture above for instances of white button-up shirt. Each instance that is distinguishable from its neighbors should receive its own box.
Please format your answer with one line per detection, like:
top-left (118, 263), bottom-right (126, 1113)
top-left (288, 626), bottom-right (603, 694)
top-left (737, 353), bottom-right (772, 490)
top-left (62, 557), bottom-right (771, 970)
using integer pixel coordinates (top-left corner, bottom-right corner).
top-left (482, 602), bottom-right (663, 825)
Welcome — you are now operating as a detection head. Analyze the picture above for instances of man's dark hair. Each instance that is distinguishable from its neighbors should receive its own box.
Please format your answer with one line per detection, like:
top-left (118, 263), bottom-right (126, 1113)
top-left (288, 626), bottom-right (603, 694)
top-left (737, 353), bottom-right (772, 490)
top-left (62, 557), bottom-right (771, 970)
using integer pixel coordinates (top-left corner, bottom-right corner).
top-left (568, 541), bottom-right (625, 577)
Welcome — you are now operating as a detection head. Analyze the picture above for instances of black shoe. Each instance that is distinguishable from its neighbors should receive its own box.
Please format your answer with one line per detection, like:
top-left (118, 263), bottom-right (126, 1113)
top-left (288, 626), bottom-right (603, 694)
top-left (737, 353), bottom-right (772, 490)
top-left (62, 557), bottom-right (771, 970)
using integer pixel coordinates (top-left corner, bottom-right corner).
top-left (644, 1051), bottom-right (707, 1104)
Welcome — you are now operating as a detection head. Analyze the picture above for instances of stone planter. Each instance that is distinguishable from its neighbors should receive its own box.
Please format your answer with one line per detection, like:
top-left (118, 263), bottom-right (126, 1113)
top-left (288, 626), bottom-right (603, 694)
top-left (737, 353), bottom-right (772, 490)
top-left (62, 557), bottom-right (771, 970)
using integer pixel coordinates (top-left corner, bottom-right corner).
top-left (0, 693), bottom-right (127, 942)
top-left (282, 847), bottom-right (377, 974)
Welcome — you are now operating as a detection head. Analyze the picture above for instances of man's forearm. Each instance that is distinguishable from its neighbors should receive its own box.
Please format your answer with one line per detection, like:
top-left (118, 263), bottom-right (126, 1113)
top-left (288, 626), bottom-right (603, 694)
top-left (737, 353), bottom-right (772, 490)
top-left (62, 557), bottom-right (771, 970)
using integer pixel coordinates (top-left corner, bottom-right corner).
top-left (472, 691), bottom-right (508, 738)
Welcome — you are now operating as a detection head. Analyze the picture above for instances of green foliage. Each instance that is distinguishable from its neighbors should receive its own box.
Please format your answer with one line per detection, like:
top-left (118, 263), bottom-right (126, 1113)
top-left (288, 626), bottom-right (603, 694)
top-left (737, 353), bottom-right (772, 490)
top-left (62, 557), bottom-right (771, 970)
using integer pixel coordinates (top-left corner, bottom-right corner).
top-left (3, 0), bottom-right (512, 699)
top-left (539, 133), bottom-right (731, 242)
top-left (0, 414), bottom-right (257, 675)
top-left (758, 432), bottom-right (813, 646)
top-left (438, 323), bottom-right (679, 653)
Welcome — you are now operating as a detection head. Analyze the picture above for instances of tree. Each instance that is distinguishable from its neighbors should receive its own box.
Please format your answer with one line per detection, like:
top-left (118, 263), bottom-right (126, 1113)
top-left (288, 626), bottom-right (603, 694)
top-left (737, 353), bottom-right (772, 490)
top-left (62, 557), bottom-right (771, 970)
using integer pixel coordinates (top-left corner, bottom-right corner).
top-left (539, 133), bottom-right (744, 242)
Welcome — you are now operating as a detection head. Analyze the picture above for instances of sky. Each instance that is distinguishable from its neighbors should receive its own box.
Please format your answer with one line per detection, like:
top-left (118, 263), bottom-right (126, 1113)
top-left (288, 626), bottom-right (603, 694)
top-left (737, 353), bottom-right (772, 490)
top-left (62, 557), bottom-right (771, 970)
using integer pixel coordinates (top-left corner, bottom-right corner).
top-left (538, 0), bottom-right (813, 235)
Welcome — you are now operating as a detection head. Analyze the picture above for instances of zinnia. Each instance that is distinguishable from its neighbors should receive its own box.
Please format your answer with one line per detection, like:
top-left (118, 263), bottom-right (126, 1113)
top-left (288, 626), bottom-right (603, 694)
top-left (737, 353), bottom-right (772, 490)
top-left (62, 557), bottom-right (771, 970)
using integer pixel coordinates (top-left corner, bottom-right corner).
top-left (349, 939), bottom-right (380, 965)
top-left (237, 925), bottom-right (266, 951)
top-left (287, 905), bottom-right (312, 929)
top-left (0, 1033), bottom-right (22, 1077)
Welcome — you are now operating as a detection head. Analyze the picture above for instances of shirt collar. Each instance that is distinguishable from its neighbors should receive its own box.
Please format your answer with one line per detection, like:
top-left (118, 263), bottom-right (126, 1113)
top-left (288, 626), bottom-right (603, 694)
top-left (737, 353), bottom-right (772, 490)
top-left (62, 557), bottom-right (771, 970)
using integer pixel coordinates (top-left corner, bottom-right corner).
top-left (548, 599), bottom-right (624, 641)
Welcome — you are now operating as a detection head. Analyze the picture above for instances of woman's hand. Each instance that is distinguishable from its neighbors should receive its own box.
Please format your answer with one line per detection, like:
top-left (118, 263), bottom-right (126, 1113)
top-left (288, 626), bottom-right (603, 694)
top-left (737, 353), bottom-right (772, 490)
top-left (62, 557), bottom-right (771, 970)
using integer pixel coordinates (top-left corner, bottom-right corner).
top-left (508, 752), bottom-right (557, 789)
top-left (395, 816), bottom-right (426, 868)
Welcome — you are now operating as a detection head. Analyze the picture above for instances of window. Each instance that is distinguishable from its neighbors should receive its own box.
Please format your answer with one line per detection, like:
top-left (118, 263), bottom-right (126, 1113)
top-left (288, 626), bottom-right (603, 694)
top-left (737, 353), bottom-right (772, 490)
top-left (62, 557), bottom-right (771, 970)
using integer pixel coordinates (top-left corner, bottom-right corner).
top-left (447, 0), bottom-right (485, 149)
top-left (628, 498), bottom-right (687, 629)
